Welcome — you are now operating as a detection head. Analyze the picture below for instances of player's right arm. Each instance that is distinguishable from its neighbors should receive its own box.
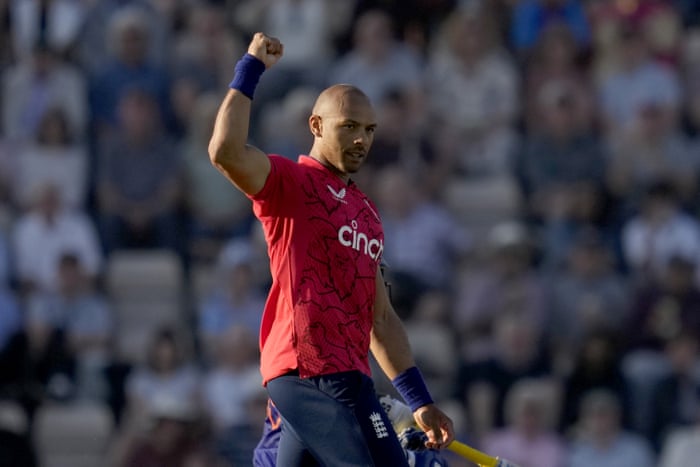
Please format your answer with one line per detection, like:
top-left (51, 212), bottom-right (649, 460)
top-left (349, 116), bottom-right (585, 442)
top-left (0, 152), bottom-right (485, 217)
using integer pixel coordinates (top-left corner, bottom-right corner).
top-left (208, 33), bottom-right (283, 196)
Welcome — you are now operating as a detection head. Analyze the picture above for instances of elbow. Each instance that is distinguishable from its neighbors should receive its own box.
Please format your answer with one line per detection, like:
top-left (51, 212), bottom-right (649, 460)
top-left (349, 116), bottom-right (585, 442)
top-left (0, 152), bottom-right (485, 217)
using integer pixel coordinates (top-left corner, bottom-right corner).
top-left (208, 138), bottom-right (226, 167)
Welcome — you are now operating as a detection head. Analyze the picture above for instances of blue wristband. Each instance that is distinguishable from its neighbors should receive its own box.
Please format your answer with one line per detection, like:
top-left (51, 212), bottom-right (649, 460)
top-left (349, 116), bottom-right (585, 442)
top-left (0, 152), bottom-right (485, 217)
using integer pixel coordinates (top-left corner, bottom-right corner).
top-left (391, 366), bottom-right (434, 412)
top-left (229, 53), bottom-right (266, 99)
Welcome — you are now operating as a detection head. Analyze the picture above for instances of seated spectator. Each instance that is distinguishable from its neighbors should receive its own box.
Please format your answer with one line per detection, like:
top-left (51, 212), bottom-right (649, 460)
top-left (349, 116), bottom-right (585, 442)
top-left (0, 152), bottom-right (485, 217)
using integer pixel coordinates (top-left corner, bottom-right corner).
top-left (373, 165), bottom-right (470, 317)
top-left (124, 327), bottom-right (200, 422)
top-left (9, 0), bottom-right (87, 61)
top-left (96, 87), bottom-right (183, 255)
top-left (169, 2), bottom-right (243, 137)
top-left (606, 99), bottom-right (698, 212)
top-left (170, 1), bottom-right (241, 89)
top-left (511, 0), bottom-right (591, 54)
top-left (0, 286), bottom-right (20, 356)
top-left (362, 88), bottom-right (437, 175)
top-left (0, 302), bottom-right (75, 417)
top-left (328, 9), bottom-right (424, 109)
top-left (13, 107), bottom-right (88, 211)
top-left (197, 239), bottom-right (266, 361)
top-left (183, 93), bottom-right (254, 263)
top-left (425, 4), bottom-right (519, 179)
top-left (77, 1), bottom-right (170, 74)
top-left (1, 41), bottom-right (87, 143)
top-left (118, 393), bottom-right (221, 467)
top-left (649, 332), bottom-right (700, 450)
top-left (0, 228), bottom-right (19, 354)
top-left (515, 79), bottom-right (608, 269)
top-left (560, 330), bottom-right (632, 433)
top-left (12, 182), bottom-right (102, 295)
top-left (658, 408), bottom-right (700, 467)
top-left (453, 221), bottom-right (549, 353)
top-left (621, 180), bottom-right (700, 283)
top-left (201, 326), bottom-right (264, 465)
top-left (548, 229), bottom-right (629, 358)
top-left (257, 86), bottom-right (317, 162)
top-left (88, 6), bottom-right (171, 137)
top-left (598, 23), bottom-right (681, 136)
top-left (522, 22), bottom-right (592, 132)
top-left (0, 400), bottom-right (37, 467)
top-left (568, 389), bottom-right (655, 467)
top-left (623, 254), bottom-right (700, 434)
top-left (480, 378), bottom-right (567, 467)
top-left (25, 252), bottom-right (113, 402)
top-left (456, 313), bottom-right (552, 438)
top-left (201, 326), bottom-right (261, 431)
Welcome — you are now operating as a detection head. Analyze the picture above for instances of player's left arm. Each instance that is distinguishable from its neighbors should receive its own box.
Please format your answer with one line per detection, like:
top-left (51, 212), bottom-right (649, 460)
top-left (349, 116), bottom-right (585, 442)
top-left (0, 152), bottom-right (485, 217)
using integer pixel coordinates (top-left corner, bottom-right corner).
top-left (370, 266), bottom-right (455, 449)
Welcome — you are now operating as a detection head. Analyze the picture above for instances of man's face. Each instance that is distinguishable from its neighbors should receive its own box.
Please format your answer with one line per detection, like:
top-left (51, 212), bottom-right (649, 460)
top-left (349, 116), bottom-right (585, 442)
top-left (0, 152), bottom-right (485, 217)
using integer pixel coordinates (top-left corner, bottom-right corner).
top-left (313, 94), bottom-right (377, 176)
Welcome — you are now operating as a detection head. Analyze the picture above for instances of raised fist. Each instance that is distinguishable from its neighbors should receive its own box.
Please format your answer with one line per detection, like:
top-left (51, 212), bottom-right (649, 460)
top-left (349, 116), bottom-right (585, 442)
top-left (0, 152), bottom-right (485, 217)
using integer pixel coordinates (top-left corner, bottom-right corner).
top-left (247, 32), bottom-right (284, 69)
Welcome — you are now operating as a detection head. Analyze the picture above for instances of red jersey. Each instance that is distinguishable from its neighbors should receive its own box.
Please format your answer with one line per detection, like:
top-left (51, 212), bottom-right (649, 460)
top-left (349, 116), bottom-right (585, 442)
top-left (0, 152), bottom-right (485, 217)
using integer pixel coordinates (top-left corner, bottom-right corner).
top-left (249, 155), bottom-right (384, 384)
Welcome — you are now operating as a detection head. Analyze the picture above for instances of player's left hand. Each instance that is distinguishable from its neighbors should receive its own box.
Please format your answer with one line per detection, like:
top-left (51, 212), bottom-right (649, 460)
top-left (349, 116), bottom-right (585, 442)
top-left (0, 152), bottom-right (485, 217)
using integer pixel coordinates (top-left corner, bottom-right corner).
top-left (412, 404), bottom-right (455, 450)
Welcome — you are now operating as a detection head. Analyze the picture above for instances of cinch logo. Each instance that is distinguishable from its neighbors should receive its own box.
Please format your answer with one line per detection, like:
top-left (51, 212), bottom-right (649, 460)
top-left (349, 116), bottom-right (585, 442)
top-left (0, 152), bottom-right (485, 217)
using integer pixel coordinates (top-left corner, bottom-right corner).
top-left (338, 220), bottom-right (383, 260)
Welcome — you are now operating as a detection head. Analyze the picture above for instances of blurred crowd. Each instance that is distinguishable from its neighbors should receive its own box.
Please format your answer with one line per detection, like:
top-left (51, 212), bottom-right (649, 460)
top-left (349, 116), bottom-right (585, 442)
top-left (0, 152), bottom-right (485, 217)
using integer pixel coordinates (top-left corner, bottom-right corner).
top-left (2, 0), bottom-right (700, 466)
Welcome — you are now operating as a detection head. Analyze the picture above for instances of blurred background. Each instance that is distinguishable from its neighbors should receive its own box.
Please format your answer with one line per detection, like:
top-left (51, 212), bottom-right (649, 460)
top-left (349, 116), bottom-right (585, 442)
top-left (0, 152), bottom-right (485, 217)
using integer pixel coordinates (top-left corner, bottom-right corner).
top-left (1, 0), bottom-right (700, 466)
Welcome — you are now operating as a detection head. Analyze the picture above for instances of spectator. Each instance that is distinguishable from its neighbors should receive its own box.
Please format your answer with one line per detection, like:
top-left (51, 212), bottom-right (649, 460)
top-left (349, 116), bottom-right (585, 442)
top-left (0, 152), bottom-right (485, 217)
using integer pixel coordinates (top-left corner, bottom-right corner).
top-left (649, 332), bottom-right (700, 450)
top-left (197, 239), bottom-right (266, 361)
top-left (456, 313), bottom-right (552, 437)
top-left (12, 182), bottom-right (102, 295)
top-left (453, 221), bottom-right (549, 352)
top-left (77, 1), bottom-right (170, 74)
top-left (480, 378), bottom-right (567, 467)
top-left (620, 180), bottom-right (700, 282)
top-left (201, 326), bottom-right (261, 432)
top-left (522, 23), bottom-right (591, 132)
top-left (169, 2), bottom-right (243, 137)
top-left (606, 98), bottom-right (698, 210)
top-left (9, 0), bottom-right (87, 61)
top-left (0, 400), bottom-right (37, 467)
top-left (182, 93), bottom-right (253, 263)
top-left (124, 327), bottom-right (200, 420)
top-left (119, 393), bottom-right (221, 467)
top-left (425, 4), bottom-right (519, 179)
top-left (515, 79), bottom-right (608, 269)
top-left (0, 1), bottom-right (13, 71)
top-left (598, 23), bottom-right (681, 136)
top-left (96, 87), bottom-right (183, 255)
top-left (1, 41), bottom-right (87, 143)
top-left (0, 299), bottom-right (76, 416)
top-left (567, 389), bottom-right (655, 467)
top-left (362, 88), bottom-right (437, 174)
top-left (328, 9), bottom-right (424, 108)
top-left (548, 230), bottom-right (629, 360)
top-left (373, 165), bottom-right (469, 317)
top-left (25, 252), bottom-right (113, 402)
top-left (257, 85), bottom-right (317, 163)
top-left (88, 6), bottom-right (171, 137)
top-left (559, 330), bottom-right (632, 433)
top-left (13, 107), bottom-right (88, 211)
top-left (659, 411), bottom-right (700, 467)
top-left (511, 0), bottom-right (591, 54)
top-left (201, 326), bottom-right (264, 465)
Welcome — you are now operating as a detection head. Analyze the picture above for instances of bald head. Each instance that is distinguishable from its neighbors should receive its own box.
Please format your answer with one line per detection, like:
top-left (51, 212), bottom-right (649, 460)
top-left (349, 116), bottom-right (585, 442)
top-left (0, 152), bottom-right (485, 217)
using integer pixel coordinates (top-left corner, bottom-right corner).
top-left (307, 84), bottom-right (376, 181)
top-left (312, 84), bottom-right (372, 117)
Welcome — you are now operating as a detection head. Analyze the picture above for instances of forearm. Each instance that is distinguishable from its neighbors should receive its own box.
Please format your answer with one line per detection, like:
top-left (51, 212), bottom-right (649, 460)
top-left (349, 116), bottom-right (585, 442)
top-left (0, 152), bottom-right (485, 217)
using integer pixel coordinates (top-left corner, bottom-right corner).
top-left (370, 307), bottom-right (416, 380)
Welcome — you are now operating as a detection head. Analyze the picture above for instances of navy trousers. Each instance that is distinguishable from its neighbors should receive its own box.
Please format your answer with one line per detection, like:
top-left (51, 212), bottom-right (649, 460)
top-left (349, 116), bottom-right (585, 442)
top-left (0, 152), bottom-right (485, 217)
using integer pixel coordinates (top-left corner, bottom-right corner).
top-left (266, 370), bottom-right (409, 467)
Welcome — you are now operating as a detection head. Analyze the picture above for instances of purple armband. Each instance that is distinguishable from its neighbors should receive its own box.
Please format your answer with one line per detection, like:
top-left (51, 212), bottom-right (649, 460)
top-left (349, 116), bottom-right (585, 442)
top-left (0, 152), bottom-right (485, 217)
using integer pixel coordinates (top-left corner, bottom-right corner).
top-left (391, 366), bottom-right (434, 412)
top-left (229, 53), bottom-right (266, 99)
